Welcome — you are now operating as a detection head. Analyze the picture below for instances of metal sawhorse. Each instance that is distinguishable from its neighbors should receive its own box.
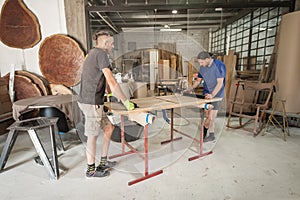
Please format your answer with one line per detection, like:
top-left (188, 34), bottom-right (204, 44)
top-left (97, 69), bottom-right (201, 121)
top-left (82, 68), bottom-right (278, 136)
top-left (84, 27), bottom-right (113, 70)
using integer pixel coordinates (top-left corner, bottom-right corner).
top-left (0, 117), bottom-right (60, 180)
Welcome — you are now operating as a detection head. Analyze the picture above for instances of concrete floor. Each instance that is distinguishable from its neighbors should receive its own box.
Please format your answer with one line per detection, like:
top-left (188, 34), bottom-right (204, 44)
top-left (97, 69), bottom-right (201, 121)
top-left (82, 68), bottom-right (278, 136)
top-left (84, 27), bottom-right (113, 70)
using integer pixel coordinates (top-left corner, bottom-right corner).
top-left (0, 112), bottom-right (300, 200)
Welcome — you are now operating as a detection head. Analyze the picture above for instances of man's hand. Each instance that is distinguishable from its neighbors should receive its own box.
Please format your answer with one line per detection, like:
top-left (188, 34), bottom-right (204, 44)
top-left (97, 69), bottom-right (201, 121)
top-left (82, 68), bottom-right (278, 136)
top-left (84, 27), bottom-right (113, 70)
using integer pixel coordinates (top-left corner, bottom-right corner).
top-left (205, 94), bottom-right (213, 99)
top-left (183, 87), bottom-right (193, 93)
top-left (123, 99), bottom-right (135, 111)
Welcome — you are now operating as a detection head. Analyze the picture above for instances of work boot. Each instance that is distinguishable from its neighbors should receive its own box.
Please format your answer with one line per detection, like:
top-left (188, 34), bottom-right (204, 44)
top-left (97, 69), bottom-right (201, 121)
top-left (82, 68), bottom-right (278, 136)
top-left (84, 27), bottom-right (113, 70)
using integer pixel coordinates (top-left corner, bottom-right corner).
top-left (86, 169), bottom-right (110, 178)
top-left (204, 133), bottom-right (215, 142)
top-left (96, 160), bottom-right (117, 171)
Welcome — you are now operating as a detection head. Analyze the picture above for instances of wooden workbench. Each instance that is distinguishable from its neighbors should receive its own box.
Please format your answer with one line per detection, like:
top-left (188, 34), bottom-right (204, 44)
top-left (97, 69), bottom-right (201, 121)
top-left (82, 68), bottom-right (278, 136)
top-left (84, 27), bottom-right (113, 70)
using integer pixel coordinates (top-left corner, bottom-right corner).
top-left (105, 95), bottom-right (222, 186)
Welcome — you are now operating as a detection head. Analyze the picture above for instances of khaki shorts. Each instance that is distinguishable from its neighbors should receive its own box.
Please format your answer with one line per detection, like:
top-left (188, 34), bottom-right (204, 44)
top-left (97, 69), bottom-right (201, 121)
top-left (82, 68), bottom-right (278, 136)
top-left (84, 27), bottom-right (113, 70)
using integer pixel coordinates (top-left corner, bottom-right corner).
top-left (77, 102), bottom-right (110, 136)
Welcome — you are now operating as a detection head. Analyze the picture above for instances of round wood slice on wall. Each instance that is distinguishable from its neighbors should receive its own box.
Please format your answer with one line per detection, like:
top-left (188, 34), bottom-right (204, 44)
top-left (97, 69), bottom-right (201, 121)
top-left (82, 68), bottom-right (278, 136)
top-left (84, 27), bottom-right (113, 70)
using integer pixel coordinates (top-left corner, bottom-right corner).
top-left (39, 34), bottom-right (84, 87)
top-left (0, 0), bottom-right (41, 49)
top-left (1, 74), bottom-right (42, 101)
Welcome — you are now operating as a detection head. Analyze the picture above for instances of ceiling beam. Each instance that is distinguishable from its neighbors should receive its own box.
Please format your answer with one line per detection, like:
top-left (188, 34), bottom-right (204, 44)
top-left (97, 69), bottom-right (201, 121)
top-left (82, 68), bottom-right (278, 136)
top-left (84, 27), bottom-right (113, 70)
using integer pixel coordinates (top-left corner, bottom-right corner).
top-left (89, 12), bottom-right (239, 19)
top-left (91, 20), bottom-right (223, 26)
top-left (87, 1), bottom-right (292, 12)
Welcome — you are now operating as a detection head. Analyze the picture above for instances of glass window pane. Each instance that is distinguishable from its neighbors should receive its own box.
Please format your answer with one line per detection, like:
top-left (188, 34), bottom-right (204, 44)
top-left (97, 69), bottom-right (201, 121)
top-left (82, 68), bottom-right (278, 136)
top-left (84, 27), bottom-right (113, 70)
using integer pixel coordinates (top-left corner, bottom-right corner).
top-left (251, 50), bottom-right (257, 56)
top-left (269, 8), bottom-right (279, 18)
top-left (258, 48), bottom-right (264, 56)
top-left (231, 35), bottom-right (236, 41)
top-left (253, 9), bottom-right (260, 18)
top-left (252, 25), bottom-right (259, 33)
top-left (252, 33), bottom-right (258, 41)
top-left (267, 28), bottom-right (276, 37)
top-left (259, 30), bottom-right (266, 39)
top-left (232, 28), bottom-right (236, 34)
top-left (265, 55), bottom-right (270, 63)
top-left (251, 41), bottom-right (257, 49)
top-left (266, 46), bottom-right (274, 54)
top-left (268, 17), bottom-right (277, 27)
top-left (266, 37), bottom-right (275, 45)
top-left (261, 8), bottom-right (269, 14)
top-left (261, 12), bottom-right (269, 22)
top-left (244, 14), bottom-right (251, 22)
top-left (258, 40), bottom-right (265, 48)
top-left (253, 17), bottom-right (260, 26)
top-left (242, 44), bottom-right (248, 51)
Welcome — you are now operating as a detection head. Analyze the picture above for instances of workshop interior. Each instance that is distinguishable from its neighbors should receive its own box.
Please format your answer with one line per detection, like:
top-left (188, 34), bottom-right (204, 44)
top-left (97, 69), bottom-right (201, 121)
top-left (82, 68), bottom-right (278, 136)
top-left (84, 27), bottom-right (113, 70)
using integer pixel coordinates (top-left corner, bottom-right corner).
top-left (0, 0), bottom-right (300, 199)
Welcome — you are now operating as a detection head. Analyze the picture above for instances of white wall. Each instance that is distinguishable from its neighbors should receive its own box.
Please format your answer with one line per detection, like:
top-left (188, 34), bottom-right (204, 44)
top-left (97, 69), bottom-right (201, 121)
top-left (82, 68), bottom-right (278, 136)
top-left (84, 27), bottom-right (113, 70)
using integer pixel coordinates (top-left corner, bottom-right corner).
top-left (0, 0), bottom-right (67, 77)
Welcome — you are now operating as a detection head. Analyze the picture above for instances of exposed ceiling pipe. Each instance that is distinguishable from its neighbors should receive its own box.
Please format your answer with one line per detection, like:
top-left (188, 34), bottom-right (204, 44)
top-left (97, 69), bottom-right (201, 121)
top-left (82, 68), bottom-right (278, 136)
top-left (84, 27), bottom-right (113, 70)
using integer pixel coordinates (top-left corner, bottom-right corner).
top-left (109, 0), bottom-right (126, 25)
top-left (96, 12), bottom-right (120, 33)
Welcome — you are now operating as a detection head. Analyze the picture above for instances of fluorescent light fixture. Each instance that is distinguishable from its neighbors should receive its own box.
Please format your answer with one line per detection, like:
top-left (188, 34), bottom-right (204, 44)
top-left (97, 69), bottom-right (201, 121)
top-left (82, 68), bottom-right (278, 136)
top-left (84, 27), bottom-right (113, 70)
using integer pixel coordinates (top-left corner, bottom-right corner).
top-left (256, 27), bottom-right (273, 31)
top-left (160, 28), bottom-right (182, 32)
top-left (172, 10), bottom-right (178, 14)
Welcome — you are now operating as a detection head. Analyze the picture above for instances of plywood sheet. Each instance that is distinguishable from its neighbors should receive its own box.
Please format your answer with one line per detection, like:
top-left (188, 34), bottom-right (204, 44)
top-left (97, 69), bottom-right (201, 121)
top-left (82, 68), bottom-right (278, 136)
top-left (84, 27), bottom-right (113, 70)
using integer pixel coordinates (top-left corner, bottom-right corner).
top-left (158, 59), bottom-right (170, 80)
top-left (105, 95), bottom-right (222, 115)
top-left (223, 50), bottom-right (237, 106)
top-left (274, 11), bottom-right (300, 113)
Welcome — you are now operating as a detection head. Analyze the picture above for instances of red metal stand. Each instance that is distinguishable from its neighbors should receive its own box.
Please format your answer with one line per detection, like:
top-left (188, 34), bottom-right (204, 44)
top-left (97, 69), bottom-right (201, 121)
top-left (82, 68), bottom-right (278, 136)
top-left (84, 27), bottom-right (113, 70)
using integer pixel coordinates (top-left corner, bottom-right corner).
top-left (161, 108), bottom-right (182, 144)
top-left (161, 108), bottom-right (213, 161)
top-left (109, 115), bottom-right (163, 186)
top-left (109, 106), bottom-right (212, 185)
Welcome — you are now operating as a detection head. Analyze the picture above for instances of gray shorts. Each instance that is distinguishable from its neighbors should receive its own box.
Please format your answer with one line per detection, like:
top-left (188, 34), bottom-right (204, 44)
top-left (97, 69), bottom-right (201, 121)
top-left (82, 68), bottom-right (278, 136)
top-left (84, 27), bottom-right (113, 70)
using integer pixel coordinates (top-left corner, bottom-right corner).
top-left (210, 100), bottom-right (222, 110)
top-left (77, 102), bottom-right (110, 137)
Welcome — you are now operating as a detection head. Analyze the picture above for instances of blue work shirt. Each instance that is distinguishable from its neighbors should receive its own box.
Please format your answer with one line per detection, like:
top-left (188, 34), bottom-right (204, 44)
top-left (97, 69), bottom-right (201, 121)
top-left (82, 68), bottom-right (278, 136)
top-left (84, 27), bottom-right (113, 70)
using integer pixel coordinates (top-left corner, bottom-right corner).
top-left (198, 59), bottom-right (226, 98)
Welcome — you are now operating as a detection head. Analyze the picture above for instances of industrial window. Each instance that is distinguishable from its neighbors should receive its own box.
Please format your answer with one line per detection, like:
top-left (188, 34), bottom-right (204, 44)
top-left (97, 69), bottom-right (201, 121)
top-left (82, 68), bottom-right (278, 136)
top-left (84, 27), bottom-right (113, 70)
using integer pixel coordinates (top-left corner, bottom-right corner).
top-left (211, 7), bottom-right (289, 71)
top-left (211, 28), bottom-right (226, 54)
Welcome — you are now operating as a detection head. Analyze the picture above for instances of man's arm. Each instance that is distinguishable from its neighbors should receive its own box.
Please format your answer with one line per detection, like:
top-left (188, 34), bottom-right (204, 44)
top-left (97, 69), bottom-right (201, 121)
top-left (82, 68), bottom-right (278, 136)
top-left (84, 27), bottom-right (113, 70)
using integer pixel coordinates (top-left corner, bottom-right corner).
top-left (185, 77), bottom-right (202, 92)
top-left (102, 68), bottom-right (127, 103)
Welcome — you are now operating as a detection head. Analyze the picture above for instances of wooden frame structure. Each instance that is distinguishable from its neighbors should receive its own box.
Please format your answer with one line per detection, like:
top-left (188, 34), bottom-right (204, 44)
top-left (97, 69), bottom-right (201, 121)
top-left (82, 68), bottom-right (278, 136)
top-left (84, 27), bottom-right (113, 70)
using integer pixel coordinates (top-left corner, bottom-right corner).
top-left (227, 80), bottom-right (275, 136)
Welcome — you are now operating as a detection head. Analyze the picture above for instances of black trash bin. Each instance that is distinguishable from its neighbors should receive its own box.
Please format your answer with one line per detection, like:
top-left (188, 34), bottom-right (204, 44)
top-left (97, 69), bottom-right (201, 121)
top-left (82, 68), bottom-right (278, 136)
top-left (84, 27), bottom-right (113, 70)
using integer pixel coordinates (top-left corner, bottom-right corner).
top-left (111, 122), bottom-right (143, 143)
top-left (39, 107), bottom-right (69, 133)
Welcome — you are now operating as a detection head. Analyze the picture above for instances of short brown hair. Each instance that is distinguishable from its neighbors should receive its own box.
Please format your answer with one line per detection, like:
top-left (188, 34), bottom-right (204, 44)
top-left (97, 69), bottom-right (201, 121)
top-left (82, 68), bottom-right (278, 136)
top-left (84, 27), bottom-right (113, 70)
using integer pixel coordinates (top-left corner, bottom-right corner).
top-left (92, 30), bottom-right (113, 40)
top-left (197, 51), bottom-right (211, 59)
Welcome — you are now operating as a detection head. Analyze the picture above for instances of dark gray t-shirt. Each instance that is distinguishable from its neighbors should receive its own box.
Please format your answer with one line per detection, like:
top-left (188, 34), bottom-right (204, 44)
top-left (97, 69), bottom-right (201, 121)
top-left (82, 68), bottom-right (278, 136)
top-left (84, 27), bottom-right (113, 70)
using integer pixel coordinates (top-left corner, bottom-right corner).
top-left (78, 48), bottom-right (110, 105)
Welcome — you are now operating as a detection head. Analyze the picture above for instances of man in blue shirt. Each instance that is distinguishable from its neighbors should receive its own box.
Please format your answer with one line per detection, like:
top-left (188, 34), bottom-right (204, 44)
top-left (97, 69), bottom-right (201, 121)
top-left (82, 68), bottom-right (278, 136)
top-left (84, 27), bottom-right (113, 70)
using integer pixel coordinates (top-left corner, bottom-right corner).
top-left (187, 51), bottom-right (226, 142)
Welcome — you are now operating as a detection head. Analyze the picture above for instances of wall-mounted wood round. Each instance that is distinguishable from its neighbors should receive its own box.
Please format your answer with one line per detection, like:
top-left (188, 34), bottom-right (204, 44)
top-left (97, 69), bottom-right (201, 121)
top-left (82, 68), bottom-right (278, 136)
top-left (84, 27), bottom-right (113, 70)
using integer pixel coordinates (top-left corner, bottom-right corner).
top-left (0, 0), bottom-right (41, 49)
top-left (39, 34), bottom-right (84, 87)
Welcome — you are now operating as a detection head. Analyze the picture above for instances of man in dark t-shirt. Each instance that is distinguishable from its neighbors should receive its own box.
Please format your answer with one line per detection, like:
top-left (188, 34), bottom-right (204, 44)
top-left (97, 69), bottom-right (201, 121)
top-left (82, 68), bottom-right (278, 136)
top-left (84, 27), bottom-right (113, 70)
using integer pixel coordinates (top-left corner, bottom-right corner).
top-left (78, 31), bottom-right (135, 178)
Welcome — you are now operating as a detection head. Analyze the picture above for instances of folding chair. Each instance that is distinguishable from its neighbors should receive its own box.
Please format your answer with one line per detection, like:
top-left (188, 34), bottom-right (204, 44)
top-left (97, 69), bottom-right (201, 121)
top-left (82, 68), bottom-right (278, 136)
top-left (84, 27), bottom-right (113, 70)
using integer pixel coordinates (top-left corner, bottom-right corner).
top-left (227, 80), bottom-right (275, 136)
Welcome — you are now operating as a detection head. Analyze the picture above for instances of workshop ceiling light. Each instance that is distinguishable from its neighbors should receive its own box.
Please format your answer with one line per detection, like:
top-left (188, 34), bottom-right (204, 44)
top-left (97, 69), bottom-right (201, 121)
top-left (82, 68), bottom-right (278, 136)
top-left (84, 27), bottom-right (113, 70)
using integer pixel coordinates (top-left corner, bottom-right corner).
top-left (160, 28), bottom-right (182, 32)
top-left (172, 10), bottom-right (178, 14)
